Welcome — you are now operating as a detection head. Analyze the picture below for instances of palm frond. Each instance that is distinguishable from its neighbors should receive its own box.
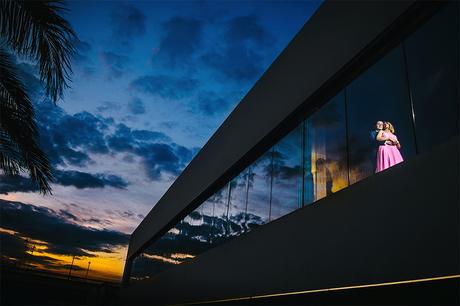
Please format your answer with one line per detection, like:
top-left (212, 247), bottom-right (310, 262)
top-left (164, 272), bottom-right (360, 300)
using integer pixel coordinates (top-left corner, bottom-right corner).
top-left (0, 0), bottom-right (77, 103)
top-left (0, 47), bottom-right (53, 195)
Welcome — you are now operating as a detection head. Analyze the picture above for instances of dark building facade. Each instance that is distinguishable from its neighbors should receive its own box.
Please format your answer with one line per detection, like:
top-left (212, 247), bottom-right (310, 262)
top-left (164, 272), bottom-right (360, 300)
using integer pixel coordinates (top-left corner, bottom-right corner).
top-left (121, 1), bottom-right (459, 304)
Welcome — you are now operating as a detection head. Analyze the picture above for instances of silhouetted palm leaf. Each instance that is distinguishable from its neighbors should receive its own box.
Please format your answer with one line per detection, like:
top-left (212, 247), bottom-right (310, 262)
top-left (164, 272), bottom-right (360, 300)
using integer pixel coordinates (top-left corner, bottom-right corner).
top-left (0, 46), bottom-right (53, 194)
top-left (0, 0), bottom-right (77, 103)
top-left (0, 0), bottom-right (76, 194)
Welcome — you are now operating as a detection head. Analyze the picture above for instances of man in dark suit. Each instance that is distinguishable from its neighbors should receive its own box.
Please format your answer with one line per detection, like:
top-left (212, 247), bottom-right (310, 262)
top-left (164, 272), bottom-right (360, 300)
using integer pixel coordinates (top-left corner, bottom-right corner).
top-left (371, 121), bottom-right (385, 170)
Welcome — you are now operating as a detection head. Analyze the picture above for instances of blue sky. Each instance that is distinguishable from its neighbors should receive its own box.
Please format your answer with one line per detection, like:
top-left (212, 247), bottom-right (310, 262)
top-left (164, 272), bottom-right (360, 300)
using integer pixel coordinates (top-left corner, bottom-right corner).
top-left (0, 0), bottom-right (321, 280)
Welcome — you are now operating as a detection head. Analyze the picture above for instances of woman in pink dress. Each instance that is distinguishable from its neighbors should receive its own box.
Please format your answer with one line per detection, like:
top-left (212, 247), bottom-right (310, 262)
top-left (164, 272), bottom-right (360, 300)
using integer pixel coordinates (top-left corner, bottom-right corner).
top-left (375, 121), bottom-right (404, 173)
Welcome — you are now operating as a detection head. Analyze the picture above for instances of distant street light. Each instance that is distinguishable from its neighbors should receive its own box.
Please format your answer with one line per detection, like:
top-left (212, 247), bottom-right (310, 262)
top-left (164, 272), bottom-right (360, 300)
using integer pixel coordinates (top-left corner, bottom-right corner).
top-left (85, 261), bottom-right (91, 280)
top-left (68, 255), bottom-right (76, 279)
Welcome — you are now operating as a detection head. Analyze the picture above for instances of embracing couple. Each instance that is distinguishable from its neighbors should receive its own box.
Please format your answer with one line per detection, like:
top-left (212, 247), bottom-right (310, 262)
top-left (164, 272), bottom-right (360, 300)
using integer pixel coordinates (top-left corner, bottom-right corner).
top-left (371, 121), bottom-right (404, 173)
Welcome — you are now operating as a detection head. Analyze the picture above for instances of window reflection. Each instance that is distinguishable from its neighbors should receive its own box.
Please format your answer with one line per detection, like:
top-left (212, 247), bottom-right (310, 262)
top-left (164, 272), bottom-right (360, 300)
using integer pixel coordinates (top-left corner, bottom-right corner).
top-left (210, 184), bottom-right (230, 246)
top-left (404, 2), bottom-right (459, 153)
top-left (270, 126), bottom-right (303, 221)
top-left (129, 223), bottom-right (185, 282)
top-left (200, 198), bottom-right (214, 247)
top-left (305, 91), bottom-right (349, 204)
top-left (346, 45), bottom-right (416, 184)
top-left (228, 170), bottom-right (249, 236)
top-left (246, 151), bottom-right (272, 230)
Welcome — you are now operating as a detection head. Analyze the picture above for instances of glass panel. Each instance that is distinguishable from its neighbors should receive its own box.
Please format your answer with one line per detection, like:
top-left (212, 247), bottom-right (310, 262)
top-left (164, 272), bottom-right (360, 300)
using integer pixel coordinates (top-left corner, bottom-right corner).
top-left (200, 198), bottom-right (214, 248)
top-left (228, 169), bottom-right (249, 236)
top-left (129, 222), bottom-right (186, 282)
top-left (130, 256), bottom-right (143, 282)
top-left (347, 45), bottom-right (416, 184)
top-left (180, 205), bottom-right (212, 256)
top-left (305, 91), bottom-right (348, 204)
top-left (270, 125), bottom-right (303, 221)
top-left (211, 184), bottom-right (230, 246)
top-left (246, 150), bottom-right (272, 230)
top-left (404, 2), bottom-right (459, 152)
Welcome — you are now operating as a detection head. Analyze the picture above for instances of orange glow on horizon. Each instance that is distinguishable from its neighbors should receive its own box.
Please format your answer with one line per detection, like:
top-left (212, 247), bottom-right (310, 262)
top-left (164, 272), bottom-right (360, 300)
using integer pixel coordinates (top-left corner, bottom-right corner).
top-left (0, 227), bottom-right (127, 282)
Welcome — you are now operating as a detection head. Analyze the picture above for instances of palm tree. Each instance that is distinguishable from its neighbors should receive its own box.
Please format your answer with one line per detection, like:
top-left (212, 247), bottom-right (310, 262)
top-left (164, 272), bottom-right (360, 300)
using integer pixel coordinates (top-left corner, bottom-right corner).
top-left (0, 0), bottom-right (77, 194)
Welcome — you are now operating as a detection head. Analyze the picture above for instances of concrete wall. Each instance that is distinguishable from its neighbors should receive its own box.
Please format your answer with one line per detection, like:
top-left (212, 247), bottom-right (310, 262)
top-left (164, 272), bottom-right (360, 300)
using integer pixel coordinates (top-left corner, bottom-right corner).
top-left (121, 138), bottom-right (459, 305)
top-left (127, 0), bottom-right (417, 260)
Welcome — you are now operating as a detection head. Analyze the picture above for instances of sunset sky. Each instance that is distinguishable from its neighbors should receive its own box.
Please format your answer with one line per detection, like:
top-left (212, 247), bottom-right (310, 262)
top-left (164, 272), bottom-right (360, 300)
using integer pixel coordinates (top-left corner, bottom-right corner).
top-left (0, 0), bottom-right (321, 282)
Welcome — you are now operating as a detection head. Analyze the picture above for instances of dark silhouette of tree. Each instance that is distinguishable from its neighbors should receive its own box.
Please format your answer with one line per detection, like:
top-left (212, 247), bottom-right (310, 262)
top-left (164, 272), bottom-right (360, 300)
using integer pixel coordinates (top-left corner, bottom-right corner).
top-left (0, 0), bottom-right (77, 194)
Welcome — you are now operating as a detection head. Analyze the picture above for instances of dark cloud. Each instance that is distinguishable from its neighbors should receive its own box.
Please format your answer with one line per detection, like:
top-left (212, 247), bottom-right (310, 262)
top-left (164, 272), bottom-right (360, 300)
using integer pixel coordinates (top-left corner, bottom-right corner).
top-left (109, 4), bottom-right (146, 45)
top-left (104, 123), bottom-right (191, 180)
top-left (15, 62), bottom-right (43, 100)
top-left (129, 75), bottom-right (198, 99)
top-left (0, 170), bottom-right (128, 194)
top-left (0, 199), bottom-right (130, 258)
top-left (7, 64), bottom-right (196, 190)
top-left (195, 91), bottom-right (231, 115)
top-left (0, 232), bottom-right (88, 271)
top-left (224, 15), bottom-right (275, 47)
top-left (34, 102), bottom-right (108, 167)
top-left (53, 170), bottom-right (128, 190)
top-left (135, 143), bottom-right (192, 180)
top-left (96, 101), bottom-right (120, 113)
top-left (59, 209), bottom-right (80, 222)
top-left (70, 38), bottom-right (96, 79)
top-left (201, 43), bottom-right (264, 81)
top-left (155, 16), bottom-right (204, 66)
top-left (0, 232), bottom-right (29, 259)
top-left (128, 97), bottom-right (146, 115)
top-left (57, 111), bottom-right (110, 154)
top-left (159, 121), bottom-right (177, 129)
top-left (0, 175), bottom-right (39, 194)
top-left (131, 130), bottom-right (170, 142)
top-left (99, 51), bottom-right (130, 79)
top-left (201, 15), bottom-right (275, 82)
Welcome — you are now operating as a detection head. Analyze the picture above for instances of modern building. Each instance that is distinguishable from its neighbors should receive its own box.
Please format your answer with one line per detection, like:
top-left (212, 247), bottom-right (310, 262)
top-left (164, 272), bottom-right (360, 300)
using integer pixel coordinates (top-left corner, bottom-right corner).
top-left (121, 1), bottom-right (459, 305)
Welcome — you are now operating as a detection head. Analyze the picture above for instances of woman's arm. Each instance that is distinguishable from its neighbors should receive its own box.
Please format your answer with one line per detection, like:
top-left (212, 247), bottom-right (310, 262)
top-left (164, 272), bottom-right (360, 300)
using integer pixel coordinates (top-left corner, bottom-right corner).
top-left (376, 130), bottom-right (388, 142)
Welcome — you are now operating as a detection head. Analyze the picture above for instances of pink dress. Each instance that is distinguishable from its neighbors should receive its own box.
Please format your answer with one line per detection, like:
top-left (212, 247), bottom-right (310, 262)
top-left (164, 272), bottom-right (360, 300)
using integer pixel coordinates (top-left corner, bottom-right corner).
top-left (375, 131), bottom-right (404, 173)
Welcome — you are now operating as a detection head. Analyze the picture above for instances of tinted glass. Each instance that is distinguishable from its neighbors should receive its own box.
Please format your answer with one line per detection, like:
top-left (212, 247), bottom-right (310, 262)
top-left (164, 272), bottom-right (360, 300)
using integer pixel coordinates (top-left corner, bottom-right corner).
top-left (305, 91), bottom-right (348, 204)
top-left (180, 205), bottom-right (213, 256)
top-left (404, 3), bottom-right (459, 152)
top-left (129, 222), bottom-right (186, 281)
top-left (246, 150), bottom-right (272, 230)
top-left (270, 125), bottom-right (303, 221)
top-left (200, 198), bottom-right (214, 247)
top-left (228, 169), bottom-right (249, 236)
top-left (211, 184), bottom-right (230, 246)
top-left (347, 45), bottom-right (416, 183)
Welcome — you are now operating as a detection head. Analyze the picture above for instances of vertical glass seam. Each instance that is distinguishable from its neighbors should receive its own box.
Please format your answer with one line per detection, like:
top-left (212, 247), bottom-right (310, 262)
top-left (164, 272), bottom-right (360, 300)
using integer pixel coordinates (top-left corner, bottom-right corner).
top-left (402, 42), bottom-right (419, 155)
top-left (211, 199), bottom-right (215, 244)
top-left (244, 168), bottom-right (250, 214)
top-left (244, 167), bottom-right (250, 232)
top-left (225, 183), bottom-right (231, 237)
top-left (344, 88), bottom-right (351, 186)
top-left (268, 147), bottom-right (275, 222)
top-left (301, 121), bottom-right (306, 208)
